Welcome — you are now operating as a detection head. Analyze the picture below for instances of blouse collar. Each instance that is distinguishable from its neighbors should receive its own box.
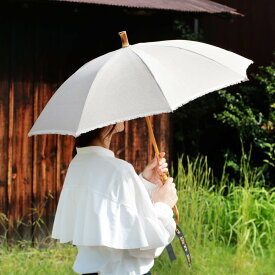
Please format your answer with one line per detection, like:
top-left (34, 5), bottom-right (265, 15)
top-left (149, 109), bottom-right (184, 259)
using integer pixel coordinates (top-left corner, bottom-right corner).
top-left (76, 145), bottom-right (115, 158)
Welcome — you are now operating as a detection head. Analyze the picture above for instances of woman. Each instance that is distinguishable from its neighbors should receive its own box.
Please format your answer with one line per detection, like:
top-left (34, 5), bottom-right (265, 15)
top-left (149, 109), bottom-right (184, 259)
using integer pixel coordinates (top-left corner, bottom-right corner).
top-left (51, 121), bottom-right (178, 275)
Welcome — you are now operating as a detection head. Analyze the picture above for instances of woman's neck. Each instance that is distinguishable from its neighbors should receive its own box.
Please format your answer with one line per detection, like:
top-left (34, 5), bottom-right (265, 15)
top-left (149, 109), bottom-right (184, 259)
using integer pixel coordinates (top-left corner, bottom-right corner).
top-left (88, 137), bottom-right (111, 149)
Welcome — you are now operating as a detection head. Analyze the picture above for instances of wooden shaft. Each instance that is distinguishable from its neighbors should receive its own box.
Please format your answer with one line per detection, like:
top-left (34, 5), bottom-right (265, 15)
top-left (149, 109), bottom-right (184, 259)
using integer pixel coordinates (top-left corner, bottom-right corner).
top-left (145, 116), bottom-right (180, 225)
top-left (118, 31), bottom-right (129, 47)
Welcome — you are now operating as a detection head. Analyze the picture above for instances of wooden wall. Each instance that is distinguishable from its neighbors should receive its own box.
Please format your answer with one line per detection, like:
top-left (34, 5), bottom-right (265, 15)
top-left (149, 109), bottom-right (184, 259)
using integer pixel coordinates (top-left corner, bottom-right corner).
top-left (0, 2), bottom-right (173, 240)
top-left (200, 0), bottom-right (275, 66)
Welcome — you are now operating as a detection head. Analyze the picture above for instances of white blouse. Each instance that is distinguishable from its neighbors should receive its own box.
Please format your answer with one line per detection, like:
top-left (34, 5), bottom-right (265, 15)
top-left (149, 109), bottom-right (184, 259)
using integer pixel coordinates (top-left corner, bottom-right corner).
top-left (51, 145), bottom-right (176, 275)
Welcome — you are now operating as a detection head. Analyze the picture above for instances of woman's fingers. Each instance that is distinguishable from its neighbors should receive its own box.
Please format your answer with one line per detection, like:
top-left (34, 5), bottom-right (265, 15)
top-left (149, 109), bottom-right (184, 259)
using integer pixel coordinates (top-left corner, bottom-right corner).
top-left (156, 152), bottom-right (169, 175)
top-left (158, 162), bottom-right (168, 174)
top-left (161, 168), bottom-right (168, 173)
top-left (158, 156), bottom-right (167, 168)
top-left (159, 162), bottom-right (168, 168)
top-left (159, 158), bottom-right (166, 165)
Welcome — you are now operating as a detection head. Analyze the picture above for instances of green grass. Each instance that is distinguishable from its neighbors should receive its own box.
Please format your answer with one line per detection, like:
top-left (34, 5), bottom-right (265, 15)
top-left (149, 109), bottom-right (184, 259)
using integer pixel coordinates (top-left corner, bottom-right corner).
top-left (0, 242), bottom-right (76, 275)
top-left (153, 239), bottom-right (275, 275)
top-left (0, 149), bottom-right (274, 275)
top-left (0, 240), bottom-right (274, 275)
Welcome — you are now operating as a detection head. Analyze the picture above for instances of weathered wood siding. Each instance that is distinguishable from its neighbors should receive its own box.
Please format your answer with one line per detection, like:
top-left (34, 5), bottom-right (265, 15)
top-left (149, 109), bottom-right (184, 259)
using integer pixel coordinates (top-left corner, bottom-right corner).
top-left (0, 2), bottom-right (172, 240)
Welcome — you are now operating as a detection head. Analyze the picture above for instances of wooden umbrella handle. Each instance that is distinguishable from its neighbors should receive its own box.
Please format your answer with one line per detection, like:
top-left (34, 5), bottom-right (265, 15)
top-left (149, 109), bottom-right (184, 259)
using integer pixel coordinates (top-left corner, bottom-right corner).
top-left (145, 116), bottom-right (180, 225)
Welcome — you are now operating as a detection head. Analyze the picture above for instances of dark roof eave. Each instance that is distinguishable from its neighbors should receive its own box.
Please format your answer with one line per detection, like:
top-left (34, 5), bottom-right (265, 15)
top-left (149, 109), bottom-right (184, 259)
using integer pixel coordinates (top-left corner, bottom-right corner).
top-left (54, 0), bottom-right (244, 16)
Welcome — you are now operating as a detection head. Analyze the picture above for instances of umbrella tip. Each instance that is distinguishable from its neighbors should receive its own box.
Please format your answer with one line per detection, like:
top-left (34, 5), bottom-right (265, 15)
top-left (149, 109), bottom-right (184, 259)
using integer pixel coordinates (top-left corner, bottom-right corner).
top-left (118, 31), bottom-right (129, 48)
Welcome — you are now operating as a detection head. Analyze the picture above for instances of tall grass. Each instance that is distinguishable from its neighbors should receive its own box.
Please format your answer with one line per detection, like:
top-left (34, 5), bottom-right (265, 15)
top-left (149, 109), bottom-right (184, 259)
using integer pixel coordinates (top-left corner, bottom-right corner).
top-left (0, 193), bottom-right (53, 248)
top-left (168, 148), bottom-right (275, 273)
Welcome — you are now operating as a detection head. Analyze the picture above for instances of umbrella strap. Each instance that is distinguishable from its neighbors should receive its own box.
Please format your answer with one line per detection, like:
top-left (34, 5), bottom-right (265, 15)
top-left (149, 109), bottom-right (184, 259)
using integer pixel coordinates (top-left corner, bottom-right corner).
top-left (165, 243), bottom-right (176, 261)
top-left (166, 225), bottom-right (192, 268)
top-left (176, 225), bottom-right (192, 267)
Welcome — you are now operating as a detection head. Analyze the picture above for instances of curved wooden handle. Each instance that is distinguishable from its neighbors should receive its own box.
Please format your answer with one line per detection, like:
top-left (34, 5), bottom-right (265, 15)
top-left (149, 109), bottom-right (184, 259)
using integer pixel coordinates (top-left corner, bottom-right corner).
top-left (118, 31), bottom-right (129, 47)
top-left (145, 116), bottom-right (180, 225)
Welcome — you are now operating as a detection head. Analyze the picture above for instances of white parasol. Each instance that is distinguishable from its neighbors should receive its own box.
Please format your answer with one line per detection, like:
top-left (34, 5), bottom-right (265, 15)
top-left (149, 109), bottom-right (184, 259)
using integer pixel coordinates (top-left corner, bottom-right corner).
top-left (28, 32), bottom-right (253, 138)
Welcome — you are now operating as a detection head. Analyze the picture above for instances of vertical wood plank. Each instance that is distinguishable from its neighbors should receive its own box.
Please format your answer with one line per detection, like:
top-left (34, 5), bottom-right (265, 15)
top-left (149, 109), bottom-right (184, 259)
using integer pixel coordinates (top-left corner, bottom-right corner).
top-left (53, 17), bottom-right (79, 233)
top-left (30, 8), bottom-right (61, 240)
top-left (124, 118), bottom-right (149, 174)
top-left (124, 120), bottom-right (130, 162)
top-left (0, 14), bottom-right (10, 235)
top-left (111, 124), bottom-right (126, 160)
top-left (56, 135), bottom-right (74, 193)
top-left (32, 84), bottom-right (57, 241)
top-left (154, 113), bottom-right (171, 167)
top-left (12, 80), bottom-right (33, 239)
top-left (7, 12), bottom-right (34, 240)
top-left (7, 83), bottom-right (14, 237)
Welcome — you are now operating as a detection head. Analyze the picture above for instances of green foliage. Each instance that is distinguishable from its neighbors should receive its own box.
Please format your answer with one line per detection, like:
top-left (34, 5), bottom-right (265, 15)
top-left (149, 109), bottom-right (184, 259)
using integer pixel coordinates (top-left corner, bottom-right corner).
top-left (214, 60), bottom-right (275, 145)
top-left (173, 18), bottom-right (204, 41)
top-left (214, 89), bottom-right (265, 142)
top-left (214, 59), bottom-right (275, 183)
top-left (254, 62), bottom-right (275, 99)
top-left (262, 142), bottom-right (275, 167)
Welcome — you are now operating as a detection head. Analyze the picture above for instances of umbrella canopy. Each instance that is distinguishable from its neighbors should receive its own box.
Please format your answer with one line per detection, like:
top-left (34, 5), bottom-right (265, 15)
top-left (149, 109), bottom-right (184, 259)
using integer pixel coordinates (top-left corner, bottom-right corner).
top-left (28, 35), bottom-right (253, 138)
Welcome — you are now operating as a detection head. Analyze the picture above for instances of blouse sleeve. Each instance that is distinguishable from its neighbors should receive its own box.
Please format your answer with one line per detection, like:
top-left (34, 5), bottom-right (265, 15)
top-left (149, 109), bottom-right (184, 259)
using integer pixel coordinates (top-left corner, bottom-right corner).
top-left (138, 173), bottom-right (157, 200)
top-left (127, 202), bottom-right (176, 259)
top-left (121, 165), bottom-right (176, 253)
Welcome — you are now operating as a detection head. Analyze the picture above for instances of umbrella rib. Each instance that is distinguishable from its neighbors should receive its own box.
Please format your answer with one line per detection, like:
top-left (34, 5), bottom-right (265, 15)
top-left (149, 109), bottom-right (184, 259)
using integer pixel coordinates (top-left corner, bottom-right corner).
top-left (129, 47), bottom-right (173, 112)
top-left (137, 42), bottom-right (253, 77)
top-left (75, 49), bottom-right (124, 136)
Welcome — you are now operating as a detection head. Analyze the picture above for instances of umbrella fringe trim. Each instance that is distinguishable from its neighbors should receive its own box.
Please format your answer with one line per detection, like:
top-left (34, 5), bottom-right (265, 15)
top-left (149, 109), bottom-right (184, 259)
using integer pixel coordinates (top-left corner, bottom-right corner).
top-left (28, 108), bottom-right (170, 138)
top-left (28, 76), bottom-right (251, 138)
top-left (171, 76), bottom-right (250, 111)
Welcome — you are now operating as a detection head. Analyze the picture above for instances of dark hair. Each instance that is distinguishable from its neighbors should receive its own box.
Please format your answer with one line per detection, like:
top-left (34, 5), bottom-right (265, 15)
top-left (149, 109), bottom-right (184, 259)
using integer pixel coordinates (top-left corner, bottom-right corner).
top-left (72, 124), bottom-right (117, 158)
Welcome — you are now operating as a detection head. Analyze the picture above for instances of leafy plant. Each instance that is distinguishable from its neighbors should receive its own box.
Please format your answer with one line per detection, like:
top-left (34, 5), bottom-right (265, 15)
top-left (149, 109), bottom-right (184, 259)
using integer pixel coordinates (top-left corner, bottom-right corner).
top-left (173, 18), bottom-right (204, 41)
top-left (214, 58), bottom-right (275, 184)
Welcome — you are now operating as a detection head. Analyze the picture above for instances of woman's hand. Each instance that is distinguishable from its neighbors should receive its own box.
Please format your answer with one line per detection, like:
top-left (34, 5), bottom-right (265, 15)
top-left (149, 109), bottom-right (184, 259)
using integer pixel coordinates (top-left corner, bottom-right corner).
top-left (152, 177), bottom-right (178, 208)
top-left (141, 152), bottom-right (168, 185)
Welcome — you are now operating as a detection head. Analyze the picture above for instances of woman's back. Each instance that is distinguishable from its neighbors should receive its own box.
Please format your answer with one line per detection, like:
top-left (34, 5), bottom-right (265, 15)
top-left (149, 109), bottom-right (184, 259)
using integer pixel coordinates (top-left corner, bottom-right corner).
top-left (52, 145), bottom-right (176, 275)
top-left (64, 146), bottom-right (133, 205)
